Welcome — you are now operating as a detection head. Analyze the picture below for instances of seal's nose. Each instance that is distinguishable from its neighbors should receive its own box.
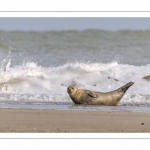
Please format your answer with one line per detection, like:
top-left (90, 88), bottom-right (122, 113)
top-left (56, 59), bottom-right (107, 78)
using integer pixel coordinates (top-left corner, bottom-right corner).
top-left (67, 87), bottom-right (71, 92)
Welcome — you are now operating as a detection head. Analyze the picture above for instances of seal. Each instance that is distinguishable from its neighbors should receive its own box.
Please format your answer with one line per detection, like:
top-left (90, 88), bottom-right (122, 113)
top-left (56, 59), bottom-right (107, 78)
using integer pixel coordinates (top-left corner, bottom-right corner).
top-left (142, 74), bottom-right (150, 81)
top-left (67, 81), bottom-right (134, 106)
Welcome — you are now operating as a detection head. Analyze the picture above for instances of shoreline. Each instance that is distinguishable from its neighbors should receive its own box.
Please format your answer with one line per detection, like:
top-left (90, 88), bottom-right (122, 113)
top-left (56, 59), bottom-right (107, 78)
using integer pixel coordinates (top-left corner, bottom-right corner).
top-left (0, 108), bottom-right (150, 132)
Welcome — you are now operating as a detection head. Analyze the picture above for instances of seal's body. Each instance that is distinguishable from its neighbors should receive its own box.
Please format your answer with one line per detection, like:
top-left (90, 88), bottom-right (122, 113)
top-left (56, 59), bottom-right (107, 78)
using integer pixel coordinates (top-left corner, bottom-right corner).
top-left (67, 82), bottom-right (134, 106)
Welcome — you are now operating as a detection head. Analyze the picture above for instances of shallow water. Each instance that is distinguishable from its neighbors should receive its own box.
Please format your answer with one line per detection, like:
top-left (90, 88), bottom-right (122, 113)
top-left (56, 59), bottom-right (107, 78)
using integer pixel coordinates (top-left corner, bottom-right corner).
top-left (1, 101), bottom-right (150, 112)
top-left (0, 29), bottom-right (150, 112)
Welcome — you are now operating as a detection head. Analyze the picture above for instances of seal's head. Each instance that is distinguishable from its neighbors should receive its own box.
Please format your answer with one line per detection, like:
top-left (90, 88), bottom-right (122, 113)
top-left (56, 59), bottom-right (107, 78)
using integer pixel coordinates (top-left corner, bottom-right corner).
top-left (67, 86), bottom-right (77, 95)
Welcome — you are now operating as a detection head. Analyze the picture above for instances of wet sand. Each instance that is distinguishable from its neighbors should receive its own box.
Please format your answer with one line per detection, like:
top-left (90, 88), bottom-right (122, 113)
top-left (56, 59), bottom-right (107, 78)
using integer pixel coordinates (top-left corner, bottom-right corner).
top-left (0, 108), bottom-right (150, 132)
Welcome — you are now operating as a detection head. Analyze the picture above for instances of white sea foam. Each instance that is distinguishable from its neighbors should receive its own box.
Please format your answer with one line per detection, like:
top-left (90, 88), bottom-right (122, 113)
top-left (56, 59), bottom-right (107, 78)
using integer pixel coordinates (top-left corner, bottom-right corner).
top-left (0, 60), bottom-right (150, 104)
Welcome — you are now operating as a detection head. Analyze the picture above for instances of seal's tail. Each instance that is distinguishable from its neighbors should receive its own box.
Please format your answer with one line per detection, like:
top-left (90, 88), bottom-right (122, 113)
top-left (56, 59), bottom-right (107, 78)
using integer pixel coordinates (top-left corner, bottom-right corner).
top-left (119, 81), bottom-right (134, 93)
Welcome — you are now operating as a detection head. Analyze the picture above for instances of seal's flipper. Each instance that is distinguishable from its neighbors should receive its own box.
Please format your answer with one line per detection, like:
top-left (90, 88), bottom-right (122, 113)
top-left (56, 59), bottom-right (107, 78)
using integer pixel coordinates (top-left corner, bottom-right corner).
top-left (119, 81), bottom-right (134, 93)
top-left (86, 91), bottom-right (98, 98)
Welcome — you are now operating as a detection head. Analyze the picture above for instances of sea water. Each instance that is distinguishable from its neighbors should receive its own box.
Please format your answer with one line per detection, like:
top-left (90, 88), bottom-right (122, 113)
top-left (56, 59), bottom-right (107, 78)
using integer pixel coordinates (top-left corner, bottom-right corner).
top-left (0, 29), bottom-right (150, 112)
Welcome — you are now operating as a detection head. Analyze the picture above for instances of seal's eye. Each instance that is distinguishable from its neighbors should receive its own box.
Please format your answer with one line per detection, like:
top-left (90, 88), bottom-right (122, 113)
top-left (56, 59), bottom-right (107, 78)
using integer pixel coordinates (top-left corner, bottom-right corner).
top-left (68, 86), bottom-right (74, 90)
top-left (68, 86), bottom-right (73, 91)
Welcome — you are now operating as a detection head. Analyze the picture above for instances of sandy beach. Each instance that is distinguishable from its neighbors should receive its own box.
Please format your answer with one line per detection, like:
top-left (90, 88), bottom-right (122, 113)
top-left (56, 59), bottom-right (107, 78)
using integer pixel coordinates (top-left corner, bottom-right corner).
top-left (0, 108), bottom-right (149, 133)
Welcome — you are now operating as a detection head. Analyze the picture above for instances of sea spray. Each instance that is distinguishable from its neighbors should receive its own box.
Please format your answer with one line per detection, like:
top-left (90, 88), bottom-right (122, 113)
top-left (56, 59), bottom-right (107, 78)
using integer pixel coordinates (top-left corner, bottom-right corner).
top-left (0, 61), bottom-right (150, 105)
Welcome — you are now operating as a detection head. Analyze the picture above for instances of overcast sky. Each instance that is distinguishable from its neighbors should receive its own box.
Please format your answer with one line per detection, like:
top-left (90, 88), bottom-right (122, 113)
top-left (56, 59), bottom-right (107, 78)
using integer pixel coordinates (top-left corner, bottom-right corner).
top-left (0, 18), bottom-right (150, 31)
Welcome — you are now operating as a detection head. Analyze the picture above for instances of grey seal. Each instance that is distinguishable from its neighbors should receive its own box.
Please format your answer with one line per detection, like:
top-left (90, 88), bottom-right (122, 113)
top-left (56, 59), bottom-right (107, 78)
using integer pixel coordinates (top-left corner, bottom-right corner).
top-left (67, 81), bottom-right (134, 106)
top-left (143, 74), bottom-right (150, 81)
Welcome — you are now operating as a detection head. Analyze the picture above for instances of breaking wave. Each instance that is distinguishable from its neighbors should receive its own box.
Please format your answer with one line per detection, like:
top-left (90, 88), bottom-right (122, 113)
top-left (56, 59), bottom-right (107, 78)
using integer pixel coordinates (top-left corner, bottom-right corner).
top-left (0, 59), bottom-right (150, 105)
